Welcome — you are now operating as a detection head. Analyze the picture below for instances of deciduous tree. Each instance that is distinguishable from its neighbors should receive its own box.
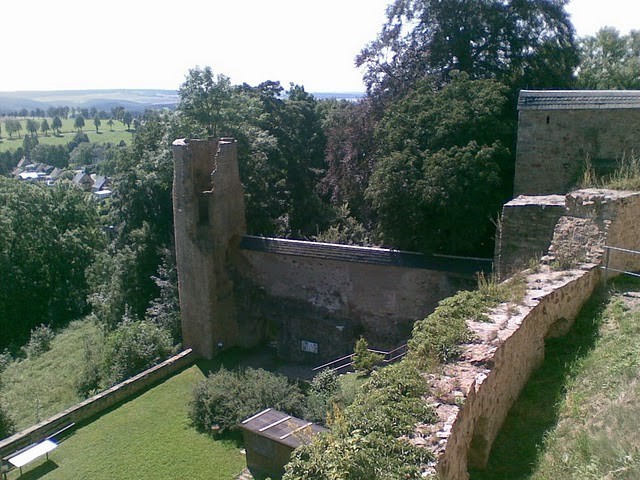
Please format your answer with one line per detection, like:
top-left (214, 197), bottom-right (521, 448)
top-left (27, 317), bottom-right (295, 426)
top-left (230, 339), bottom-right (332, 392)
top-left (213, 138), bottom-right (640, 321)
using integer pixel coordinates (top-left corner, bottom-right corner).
top-left (357, 0), bottom-right (578, 101)
top-left (52, 115), bottom-right (63, 135)
top-left (576, 27), bottom-right (640, 89)
top-left (74, 114), bottom-right (85, 132)
top-left (40, 118), bottom-right (50, 137)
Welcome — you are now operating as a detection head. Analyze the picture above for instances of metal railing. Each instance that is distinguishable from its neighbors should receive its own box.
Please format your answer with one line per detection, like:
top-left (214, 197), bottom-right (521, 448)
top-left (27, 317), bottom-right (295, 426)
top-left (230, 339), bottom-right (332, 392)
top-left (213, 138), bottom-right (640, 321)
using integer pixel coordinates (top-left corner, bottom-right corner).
top-left (602, 245), bottom-right (640, 281)
top-left (312, 343), bottom-right (408, 374)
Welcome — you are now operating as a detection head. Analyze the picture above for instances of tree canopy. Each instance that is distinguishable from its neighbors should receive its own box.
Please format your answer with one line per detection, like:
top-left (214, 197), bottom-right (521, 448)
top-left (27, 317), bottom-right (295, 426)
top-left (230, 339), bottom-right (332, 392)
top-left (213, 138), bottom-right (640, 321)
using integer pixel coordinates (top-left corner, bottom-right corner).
top-left (357, 0), bottom-right (578, 100)
top-left (576, 27), bottom-right (640, 89)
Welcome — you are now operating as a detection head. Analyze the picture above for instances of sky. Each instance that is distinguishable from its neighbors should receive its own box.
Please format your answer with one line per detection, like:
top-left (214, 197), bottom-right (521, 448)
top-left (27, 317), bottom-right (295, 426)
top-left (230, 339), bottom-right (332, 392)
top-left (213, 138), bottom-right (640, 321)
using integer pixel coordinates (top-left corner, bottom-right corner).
top-left (0, 0), bottom-right (639, 93)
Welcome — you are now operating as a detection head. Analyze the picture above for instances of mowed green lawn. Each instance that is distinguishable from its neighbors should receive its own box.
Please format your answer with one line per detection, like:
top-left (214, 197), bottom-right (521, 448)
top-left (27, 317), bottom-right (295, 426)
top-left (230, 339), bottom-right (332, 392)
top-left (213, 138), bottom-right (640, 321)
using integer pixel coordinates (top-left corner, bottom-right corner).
top-left (0, 117), bottom-right (131, 153)
top-left (6, 363), bottom-right (246, 480)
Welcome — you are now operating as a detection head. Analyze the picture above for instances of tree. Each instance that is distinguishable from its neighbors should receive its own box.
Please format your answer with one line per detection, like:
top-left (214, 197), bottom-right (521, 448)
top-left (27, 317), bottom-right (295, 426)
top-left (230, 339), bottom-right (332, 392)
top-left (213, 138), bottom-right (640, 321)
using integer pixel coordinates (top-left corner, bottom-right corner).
top-left (352, 337), bottom-right (383, 374)
top-left (52, 115), bottom-right (63, 135)
top-left (74, 114), bottom-right (85, 132)
top-left (40, 118), bottom-right (50, 137)
top-left (93, 114), bottom-right (101, 133)
top-left (107, 118), bottom-right (114, 131)
top-left (178, 66), bottom-right (233, 137)
top-left (576, 27), bottom-right (640, 89)
top-left (4, 120), bottom-right (15, 139)
top-left (364, 72), bottom-right (513, 256)
top-left (319, 99), bottom-right (376, 222)
top-left (26, 118), bottom-right (39, 138)
top-left (357, 0), bottom-right (579, 101)
top-left (367, 142), bottom-right (508, 255)
top-left (0, 178), bottom-right (104, 349)
top-left (121, 111), bottom-right (133, 130)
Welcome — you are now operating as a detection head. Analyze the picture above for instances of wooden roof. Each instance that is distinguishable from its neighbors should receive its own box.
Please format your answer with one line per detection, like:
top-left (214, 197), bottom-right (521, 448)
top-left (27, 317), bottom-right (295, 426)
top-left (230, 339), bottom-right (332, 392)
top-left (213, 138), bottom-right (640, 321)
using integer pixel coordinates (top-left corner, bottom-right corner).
top-left (518, 90), bottom-right (640, 110)
top-left (240, 409), bottom-right (327, 449)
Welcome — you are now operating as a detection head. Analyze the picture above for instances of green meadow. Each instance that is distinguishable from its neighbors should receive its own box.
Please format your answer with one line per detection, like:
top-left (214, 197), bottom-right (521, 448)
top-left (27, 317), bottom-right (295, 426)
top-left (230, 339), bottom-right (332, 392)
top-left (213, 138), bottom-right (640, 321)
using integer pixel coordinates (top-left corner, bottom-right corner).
top-left (0, 117), bottom-right (131, 153)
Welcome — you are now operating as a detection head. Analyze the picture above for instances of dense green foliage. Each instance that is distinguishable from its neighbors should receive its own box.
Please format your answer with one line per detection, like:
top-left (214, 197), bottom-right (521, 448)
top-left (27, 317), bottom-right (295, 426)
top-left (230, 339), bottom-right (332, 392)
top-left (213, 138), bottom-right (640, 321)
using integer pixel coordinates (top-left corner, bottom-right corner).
top-left (102, 319), bottom-right (175, 384)
top-left (284, 362), bottom-right (434, 479)
top-left (189, 367), bottom-right (305, 433)
top-left (0, 178), bottom-right (104, 348)
top-left (576, 27), bottom-right (640, 89)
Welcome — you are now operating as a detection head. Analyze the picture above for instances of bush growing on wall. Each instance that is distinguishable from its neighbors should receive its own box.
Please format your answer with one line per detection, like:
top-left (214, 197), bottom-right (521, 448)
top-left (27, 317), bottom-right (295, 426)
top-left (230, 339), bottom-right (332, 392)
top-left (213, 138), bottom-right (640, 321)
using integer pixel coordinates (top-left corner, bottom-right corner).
top-left (189, 367), bottom-right (305, 434)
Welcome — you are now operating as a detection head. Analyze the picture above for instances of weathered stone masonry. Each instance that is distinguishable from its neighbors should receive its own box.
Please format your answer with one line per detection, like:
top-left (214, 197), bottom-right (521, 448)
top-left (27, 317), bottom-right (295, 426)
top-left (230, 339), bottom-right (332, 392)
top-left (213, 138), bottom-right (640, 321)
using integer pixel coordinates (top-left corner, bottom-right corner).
top-left (426, 189), bottom-right (640, 479)
top-left (172, 138), bottom-right (490, 361)
top-left (514, 90), bottom-right (640, 195)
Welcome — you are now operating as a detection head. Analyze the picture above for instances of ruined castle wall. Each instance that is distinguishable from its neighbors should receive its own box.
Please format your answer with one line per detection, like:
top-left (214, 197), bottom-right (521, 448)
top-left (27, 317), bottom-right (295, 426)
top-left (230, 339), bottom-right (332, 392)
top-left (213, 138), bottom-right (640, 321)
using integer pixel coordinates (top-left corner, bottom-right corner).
top-left (494, 195), bottom-right (566, 278)
top-left (514, 109), bottom-right (640, 195)
top-left (239, 248), bottom-right (474, 362)
top-left (431, 189), bottom-right (640, 479)
top-left (432, 267), bottom-right (600, 480)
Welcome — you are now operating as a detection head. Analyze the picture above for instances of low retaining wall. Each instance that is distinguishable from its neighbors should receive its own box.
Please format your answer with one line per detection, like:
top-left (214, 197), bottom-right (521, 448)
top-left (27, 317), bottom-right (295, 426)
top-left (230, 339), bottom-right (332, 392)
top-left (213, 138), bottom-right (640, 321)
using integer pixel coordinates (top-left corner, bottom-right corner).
top-left (0, 349), bottom-right (196, 459)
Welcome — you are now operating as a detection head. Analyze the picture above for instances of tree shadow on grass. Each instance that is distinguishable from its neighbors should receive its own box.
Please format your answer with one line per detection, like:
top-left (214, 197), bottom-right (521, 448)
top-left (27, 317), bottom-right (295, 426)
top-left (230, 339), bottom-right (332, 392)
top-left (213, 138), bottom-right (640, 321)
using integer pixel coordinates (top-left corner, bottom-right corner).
top-left (468, 285), bottom-right (611, 480)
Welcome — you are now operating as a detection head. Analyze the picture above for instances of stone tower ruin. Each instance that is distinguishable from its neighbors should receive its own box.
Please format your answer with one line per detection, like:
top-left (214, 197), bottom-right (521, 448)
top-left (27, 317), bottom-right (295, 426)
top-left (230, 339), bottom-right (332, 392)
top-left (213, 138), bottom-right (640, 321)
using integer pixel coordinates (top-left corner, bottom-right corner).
top-left (171, 138), bottom-right (246, 358)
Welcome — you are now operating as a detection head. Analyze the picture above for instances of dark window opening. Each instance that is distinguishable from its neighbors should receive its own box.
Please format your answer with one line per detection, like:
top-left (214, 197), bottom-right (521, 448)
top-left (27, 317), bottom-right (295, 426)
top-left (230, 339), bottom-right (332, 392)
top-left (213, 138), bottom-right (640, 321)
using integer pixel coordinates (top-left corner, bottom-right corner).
top-left (198, 196), bottom-right (209, 225)
top-left (546, 116), bottom-right (550, 124)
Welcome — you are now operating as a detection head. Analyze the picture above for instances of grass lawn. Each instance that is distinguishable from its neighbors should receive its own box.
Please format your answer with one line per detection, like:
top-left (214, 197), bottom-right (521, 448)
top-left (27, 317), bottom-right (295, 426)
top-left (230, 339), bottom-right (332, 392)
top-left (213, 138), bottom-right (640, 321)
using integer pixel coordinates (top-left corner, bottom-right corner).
top-left (470, 277), bottom-right (640, 480)
top-left (6, 362), bottom-right (246, 480)
top-left (1, 319), bottom-right (104, 431)
top-left (0, 117), bottom-right (131, 153)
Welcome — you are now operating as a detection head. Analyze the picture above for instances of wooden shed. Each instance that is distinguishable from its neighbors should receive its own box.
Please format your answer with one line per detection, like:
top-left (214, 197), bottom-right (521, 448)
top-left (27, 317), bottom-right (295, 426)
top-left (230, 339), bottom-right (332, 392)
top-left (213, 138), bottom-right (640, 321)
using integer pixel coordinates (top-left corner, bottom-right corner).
top-left (240, 408), bottom-right (327, 479)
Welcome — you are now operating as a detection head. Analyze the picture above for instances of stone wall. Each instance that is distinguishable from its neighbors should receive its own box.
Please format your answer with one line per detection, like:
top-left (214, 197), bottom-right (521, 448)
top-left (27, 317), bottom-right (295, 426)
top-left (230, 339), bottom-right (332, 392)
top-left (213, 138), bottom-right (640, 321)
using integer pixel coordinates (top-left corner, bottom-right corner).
top-left (494, 195), bottom-right (565, 278)
top-left (172, 139), bottom-right (491, 361)
top-left (514, 109), bottom-right (640, 195)
top-left (0, 349), bottom-right (195, 460)
top-left (172, 139), bottom-right (247, 358)
top-left (238, 245), bottom-right (477, 362)
top-left (426, 189), bottom-right (640, 479)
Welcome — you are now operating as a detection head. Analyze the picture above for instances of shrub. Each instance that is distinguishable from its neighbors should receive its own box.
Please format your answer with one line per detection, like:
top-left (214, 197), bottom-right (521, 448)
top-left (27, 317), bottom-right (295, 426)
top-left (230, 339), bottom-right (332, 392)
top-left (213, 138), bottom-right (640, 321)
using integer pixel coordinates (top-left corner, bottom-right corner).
top-left (103, 319), bottom-right (174, 384)
top-left (0, 402), bottom-right (14, 440)
top-left (352, 337), bottom-right (383, 374)
top-left (189, 367), bottom-right (305, 434)
top-left (285, 362), bottom-right (434, 479)
top-left (0, 349), bottom-right (11, 373)
top-left (304, 369), bottom-right (341, 424)
top-left (345, 361), bottom-right (434, 437)
top-left (22, 324), bottom-right (54, 358)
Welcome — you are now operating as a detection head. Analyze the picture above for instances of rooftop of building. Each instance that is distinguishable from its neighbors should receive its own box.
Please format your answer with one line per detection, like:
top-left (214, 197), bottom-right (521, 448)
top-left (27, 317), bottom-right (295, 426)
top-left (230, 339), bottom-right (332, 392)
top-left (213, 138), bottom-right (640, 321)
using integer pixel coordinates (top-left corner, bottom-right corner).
top-left (518, 90), bottom-right (640, 110)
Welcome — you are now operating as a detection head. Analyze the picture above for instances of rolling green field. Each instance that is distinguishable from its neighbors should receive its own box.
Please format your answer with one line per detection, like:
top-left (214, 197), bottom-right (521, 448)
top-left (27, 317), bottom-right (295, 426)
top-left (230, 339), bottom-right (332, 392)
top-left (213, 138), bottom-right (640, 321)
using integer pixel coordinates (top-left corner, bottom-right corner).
top-left (0, 117), bottom-right (131, 153)
top-left (5, 363), bottom-right (246, 480)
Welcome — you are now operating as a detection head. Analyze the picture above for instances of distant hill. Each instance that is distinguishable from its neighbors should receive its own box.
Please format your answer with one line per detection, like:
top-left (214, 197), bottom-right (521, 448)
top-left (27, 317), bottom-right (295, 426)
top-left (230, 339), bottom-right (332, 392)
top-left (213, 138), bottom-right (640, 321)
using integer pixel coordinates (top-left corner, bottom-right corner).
top-left (0, 89), bottom-right (180, 114)
top-left (0, 89), bottom-right (364, 115)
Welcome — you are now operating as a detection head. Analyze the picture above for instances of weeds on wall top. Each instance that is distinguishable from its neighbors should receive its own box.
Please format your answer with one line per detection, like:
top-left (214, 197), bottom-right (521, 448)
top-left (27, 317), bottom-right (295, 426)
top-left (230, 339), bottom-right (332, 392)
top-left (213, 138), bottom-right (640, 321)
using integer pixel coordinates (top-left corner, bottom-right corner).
top-left (409, 272), bottom-right (526, 366)
top-left (578, 152), bottom-right (640, 191)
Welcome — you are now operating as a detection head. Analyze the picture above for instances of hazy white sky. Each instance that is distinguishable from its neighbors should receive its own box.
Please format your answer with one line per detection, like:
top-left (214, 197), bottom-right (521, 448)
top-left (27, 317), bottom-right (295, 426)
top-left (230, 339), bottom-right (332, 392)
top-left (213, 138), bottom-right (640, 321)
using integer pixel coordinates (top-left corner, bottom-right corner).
top-left (0, 0), bottom-right (638, 93)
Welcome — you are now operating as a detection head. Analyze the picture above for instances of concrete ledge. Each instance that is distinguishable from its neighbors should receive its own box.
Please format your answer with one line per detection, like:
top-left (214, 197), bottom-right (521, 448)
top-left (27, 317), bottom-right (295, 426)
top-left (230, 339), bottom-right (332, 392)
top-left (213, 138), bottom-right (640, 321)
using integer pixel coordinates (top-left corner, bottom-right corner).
top-left (0, 348), bottom-right (196, 459)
